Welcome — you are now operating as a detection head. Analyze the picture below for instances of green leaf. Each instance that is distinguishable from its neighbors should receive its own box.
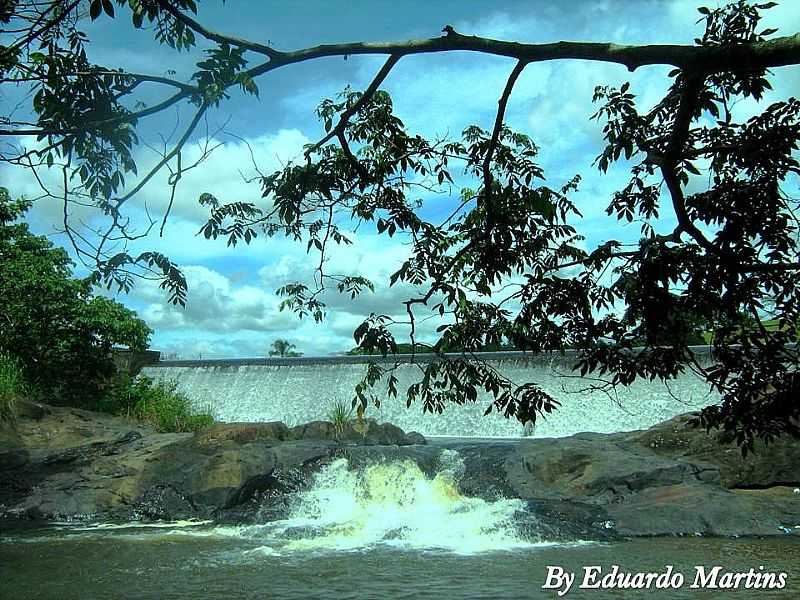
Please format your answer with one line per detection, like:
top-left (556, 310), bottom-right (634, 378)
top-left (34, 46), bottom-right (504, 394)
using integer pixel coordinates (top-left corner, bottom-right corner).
top-left (90, 0), bottom-right (102, 20)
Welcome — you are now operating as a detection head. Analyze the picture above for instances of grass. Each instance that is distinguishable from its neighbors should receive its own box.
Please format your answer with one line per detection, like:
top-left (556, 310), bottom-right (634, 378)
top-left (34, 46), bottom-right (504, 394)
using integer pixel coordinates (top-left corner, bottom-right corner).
top-left (0, 352), bottom-right (24, 425)
top-left (103, 375), bottom-right (214, 433)
top-left (328, 400), bottom-right (353, 438)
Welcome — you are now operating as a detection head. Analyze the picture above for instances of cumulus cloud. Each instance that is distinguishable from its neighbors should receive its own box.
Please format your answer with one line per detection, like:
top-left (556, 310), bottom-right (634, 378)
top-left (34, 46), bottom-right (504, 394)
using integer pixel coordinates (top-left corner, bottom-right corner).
top-left (128, 265), bottom-right (291, 337)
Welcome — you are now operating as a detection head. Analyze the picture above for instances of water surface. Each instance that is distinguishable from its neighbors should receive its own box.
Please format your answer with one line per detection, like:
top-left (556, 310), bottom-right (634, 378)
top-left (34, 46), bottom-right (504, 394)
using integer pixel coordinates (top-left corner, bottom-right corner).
top-left (2, 527), bottom-right (798, 600)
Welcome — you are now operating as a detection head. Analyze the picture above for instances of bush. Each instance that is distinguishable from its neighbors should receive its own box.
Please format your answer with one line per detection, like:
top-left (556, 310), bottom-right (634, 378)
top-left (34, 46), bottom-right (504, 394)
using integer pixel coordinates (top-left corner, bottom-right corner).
top-left (0, 188), bottom-right (152, 408)
top-left (0, 352), bottom-right (24, 425)
top-left (103, 375), bottom-right (214, 433)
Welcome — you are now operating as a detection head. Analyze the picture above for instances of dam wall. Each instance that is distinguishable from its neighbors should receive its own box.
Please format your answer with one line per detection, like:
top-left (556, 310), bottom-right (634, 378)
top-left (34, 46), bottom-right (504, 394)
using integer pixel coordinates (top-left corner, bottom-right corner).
top-left (142, 350), bottom-right (718, 438)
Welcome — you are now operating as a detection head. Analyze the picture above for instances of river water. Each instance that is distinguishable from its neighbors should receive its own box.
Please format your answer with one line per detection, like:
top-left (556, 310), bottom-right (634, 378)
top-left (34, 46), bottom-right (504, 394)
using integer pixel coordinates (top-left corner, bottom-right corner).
top-left (3, 524), bottom-right (798, 599)
top-left (2, 450), bottom-right (798, 599)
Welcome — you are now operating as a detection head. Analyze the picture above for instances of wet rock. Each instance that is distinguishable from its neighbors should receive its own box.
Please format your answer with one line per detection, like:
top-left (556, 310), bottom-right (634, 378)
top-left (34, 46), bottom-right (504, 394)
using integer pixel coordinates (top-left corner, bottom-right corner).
top-left (520, 499), bottom-right (618, 542)
top-left (2, 402), bottom-right (799, 538)
top-left (124, 485), bottom-right (196, 521)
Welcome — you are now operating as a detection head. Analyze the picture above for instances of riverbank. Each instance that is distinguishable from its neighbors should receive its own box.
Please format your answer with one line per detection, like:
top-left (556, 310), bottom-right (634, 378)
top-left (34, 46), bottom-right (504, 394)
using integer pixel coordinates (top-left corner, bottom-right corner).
top-left (1, 401), bottom-right (799, 538)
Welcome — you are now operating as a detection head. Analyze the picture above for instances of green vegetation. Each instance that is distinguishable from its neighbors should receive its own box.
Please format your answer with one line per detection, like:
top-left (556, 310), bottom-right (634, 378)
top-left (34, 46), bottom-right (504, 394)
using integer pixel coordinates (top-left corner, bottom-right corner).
top-left (0, 188), bottom-right (152, 409)
top-left (0, 189), bottom-right (208, 433)
top-left (1, 2), bottom-right (799, 450)
top-left (103, 375), bottom-right (214, 433)
top-left (0, 352), bottom-right (25, 425)
top-left (328, 400), bottom-right (353, 438)
top-left (268, 339), bottom-right (303, 358)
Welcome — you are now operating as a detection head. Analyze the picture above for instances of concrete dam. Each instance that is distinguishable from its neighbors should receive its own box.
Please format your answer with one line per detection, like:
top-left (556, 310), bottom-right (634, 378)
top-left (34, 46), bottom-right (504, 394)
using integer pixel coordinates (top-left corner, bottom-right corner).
top-left (141, 351), bottom-right (718, 438)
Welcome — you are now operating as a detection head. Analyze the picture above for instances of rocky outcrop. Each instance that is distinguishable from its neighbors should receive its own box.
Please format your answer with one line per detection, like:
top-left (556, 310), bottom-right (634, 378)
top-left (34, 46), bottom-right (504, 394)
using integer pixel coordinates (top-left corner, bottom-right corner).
top-left (448, 414), bottom-right (800, 537)
top-left (1, 402), bottom-right (799, 538)
top-left (0, 403), bottom-right (427, 523)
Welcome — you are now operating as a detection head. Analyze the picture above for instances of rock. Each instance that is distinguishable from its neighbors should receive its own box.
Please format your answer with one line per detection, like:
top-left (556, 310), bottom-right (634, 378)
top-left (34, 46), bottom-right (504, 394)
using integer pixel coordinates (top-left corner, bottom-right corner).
top-left (505, 433), bottom-right (721, 502)
top-left (289, 418), bottom-right (425, 445)
top-left (14, 400), bottom-right (50, 421)
top-left (193, 422), bottom-right (290, 446)
top-left (605, 484), bottom-right (800, 537)
top-left (2, 403), bottom-right (799, 538)
top-left (631, 413), bottom-right (800, 488)
top-left (405, 431), bottom-right (427, 445)
top-left (520, 498), bottom-right (618, 542)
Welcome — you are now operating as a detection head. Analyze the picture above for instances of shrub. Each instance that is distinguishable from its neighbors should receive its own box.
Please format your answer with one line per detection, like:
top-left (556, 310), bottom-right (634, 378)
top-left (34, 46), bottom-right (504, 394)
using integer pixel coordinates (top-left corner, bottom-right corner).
top-left (103, 375), bottom-right (214, 433)
top-left (0, 188), bottom-right (152, 408)
top-left (0, 352), bottom-right (24, 425)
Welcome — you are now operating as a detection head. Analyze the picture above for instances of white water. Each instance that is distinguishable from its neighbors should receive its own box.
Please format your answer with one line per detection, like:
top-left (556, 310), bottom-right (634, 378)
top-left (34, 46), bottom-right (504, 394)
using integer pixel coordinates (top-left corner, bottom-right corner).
top-left (253, 450), bottom-right (534, 554)
top-left (11, 451), bottom-right (549, 555)
top-left (142, 356), bottom-right (717, 437)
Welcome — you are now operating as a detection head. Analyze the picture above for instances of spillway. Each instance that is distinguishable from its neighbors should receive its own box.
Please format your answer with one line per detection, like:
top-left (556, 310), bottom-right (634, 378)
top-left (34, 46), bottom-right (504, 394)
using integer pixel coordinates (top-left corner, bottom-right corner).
top-left (141, 351), bottom-right (717, 438)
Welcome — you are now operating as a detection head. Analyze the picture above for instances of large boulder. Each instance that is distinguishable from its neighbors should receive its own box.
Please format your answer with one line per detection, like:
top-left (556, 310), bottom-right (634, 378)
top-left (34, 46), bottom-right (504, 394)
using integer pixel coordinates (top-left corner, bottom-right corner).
top-left (0, 405), bottom-right (427, 524)
top-left (289, 418), bottom-right (426, 445)
top-left (193, 422), bottom-right (291, 446)
top-left (505, 433), bottom-right (720, 502)
top-left (491, 418), bottom-right (800, 537)
top-left (630, 413), bottom-right (800, 488)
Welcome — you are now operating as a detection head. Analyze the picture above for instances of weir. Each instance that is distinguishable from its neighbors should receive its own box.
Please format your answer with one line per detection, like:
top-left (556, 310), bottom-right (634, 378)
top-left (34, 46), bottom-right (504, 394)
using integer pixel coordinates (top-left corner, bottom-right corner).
top-left (142, 350), bottom-right (718, 438)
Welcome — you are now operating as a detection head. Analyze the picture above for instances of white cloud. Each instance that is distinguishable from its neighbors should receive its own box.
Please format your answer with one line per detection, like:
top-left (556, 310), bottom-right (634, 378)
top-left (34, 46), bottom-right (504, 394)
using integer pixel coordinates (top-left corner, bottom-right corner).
top-left (138, 265), bottom-right (295, 334)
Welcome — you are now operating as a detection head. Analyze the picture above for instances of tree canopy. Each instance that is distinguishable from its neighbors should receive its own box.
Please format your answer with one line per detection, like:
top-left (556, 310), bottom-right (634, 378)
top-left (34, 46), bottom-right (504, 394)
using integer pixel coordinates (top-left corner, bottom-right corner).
top-left (0, 187), bottom-right (151, 405)
top-left (268, 339), bottom-right (302, 358)
top-left (1, 1), bottom-right (799, 451)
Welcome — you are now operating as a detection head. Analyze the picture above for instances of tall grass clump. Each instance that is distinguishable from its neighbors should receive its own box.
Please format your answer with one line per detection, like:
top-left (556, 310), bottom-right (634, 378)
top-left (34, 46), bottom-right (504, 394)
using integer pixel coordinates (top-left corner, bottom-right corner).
top-left (328, 400), bottom-right (353, 438)
top-left (0, 352), bottom-right (24, 425)
top-left (103, 375), bottom-right (213, 433)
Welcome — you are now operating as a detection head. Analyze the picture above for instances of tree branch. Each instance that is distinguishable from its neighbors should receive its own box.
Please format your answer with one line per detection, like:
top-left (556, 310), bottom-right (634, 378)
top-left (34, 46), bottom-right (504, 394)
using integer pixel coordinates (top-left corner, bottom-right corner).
top-left (115, 102), bottom-right (209, 208)
top-left (254, 29), bottom-right (800, 75)
top-left (483, 60), bottom-right (526, 207)
top-left (660, 74), bottom-right (718, 254)
top-left (305, 54), bottom-right (402, 158)
top-left (156, 1), bottom-right (281, 59)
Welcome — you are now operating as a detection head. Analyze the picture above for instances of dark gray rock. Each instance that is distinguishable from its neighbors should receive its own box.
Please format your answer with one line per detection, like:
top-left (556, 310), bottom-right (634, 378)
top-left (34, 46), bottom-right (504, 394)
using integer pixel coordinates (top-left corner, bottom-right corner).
top-left (630, 413), bottom-right (800, 488)
top-left (2, 403), bottom-right (799, 538)
top-left (288, 418), bottom-right (424, 445)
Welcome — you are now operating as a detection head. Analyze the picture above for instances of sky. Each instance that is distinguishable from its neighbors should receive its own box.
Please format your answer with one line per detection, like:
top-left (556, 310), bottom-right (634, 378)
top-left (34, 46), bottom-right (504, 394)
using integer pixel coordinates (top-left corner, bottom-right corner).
top-left (3, 0), bottom-right (800, 358)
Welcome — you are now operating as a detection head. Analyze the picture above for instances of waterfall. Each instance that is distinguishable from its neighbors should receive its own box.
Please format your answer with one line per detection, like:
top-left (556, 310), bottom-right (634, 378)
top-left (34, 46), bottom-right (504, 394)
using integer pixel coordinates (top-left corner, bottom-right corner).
top-left (241, 450), bottom-right (532, 554)
top-left (141, 353), bottom-right (717, 438)
top-left (40, 451), bottom-right (547, 554)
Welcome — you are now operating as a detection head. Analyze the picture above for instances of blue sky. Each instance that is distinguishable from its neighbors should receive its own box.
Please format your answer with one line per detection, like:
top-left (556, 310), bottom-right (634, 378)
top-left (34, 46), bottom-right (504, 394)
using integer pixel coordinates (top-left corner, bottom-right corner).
top-left (4, 0), bottom-right (800, 357)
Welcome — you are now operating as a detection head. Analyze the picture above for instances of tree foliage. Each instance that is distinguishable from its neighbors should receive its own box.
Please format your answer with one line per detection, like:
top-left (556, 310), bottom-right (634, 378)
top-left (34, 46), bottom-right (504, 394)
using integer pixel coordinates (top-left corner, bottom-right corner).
top-left (1, 1), bottom-right (799, 451)
top-left (268, 339), bottom-right (303, 358)
top-left (0, 187), bottom-right (151, 406)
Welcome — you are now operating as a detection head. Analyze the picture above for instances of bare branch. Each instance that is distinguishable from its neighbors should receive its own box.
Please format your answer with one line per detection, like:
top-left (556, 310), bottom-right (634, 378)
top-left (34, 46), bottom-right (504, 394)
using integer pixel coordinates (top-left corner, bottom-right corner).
top-left (253, 29), bottom-right (800, 76)
top-left (483, 60), bottom-right (526, 205)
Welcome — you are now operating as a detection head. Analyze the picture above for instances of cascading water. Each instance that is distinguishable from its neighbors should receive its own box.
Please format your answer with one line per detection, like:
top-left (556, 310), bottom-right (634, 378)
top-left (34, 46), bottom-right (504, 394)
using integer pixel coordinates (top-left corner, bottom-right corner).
top-left (141, 353), bottom-right (717, 437)
top-left (242, 450), bottom-right (534, 554)
top-left (32, 450), bottom-right (545, 555)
